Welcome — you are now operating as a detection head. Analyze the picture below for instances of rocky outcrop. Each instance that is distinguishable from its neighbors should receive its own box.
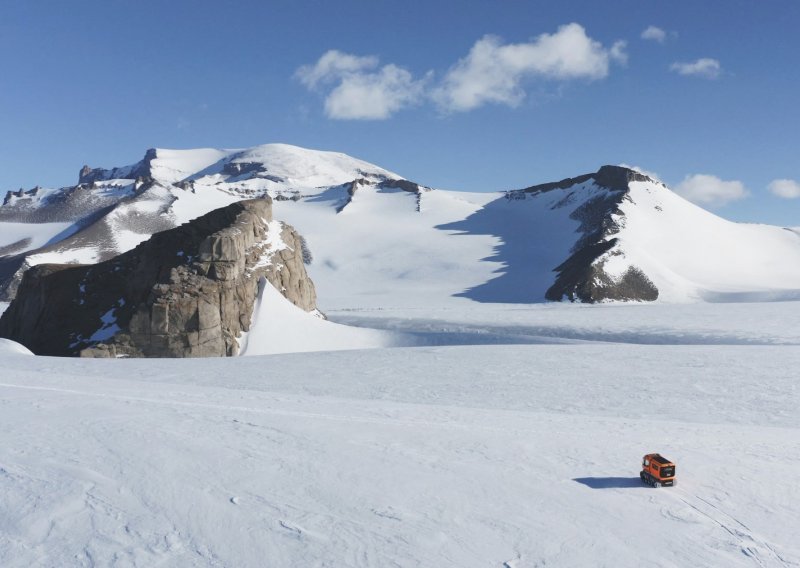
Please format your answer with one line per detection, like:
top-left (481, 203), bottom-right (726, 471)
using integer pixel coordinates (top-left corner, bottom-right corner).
top-left (3, 186), bottom-right (41, 206)
top-left (0, 257), bottom-right (32, 301)
top-left (336, 176), bottom-right (429, 213)
top-left (545, 240), bottom-right (659, 302)
top-left (510, 165), bottom-right (660, 303)
top-left (377, 178), bottom-right (431, 194)
top-left (0, 199), bottom-right (317, 357)
top-left (79, 148), bottom-right (156, 184)
top-left (222, 161), bottom-right (267, 177)
top-left (513, 165), bottom-right (655, 197)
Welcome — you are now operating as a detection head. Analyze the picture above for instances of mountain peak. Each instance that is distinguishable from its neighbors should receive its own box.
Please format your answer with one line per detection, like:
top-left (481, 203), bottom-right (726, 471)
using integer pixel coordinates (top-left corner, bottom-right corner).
top-left (78, 148), bottom-right (157, 185)
top-left (77, 143), bottom-right (399, 188)
top-left (517, 164), bottom-right (657, 195)
top-left (593, 165), bottom-right (656, 191)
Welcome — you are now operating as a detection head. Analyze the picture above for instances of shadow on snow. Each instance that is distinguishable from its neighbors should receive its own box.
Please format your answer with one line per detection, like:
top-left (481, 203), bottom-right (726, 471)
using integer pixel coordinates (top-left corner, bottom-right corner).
top-left (435, 196), bottom-right (575, 304)
top-left (573, 477), bottom-right (644, 489)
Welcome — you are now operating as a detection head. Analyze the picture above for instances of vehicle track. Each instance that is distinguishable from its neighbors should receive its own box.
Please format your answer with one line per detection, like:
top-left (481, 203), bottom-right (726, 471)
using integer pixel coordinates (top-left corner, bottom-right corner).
top-left (672, 489), bottom-right (792, 567)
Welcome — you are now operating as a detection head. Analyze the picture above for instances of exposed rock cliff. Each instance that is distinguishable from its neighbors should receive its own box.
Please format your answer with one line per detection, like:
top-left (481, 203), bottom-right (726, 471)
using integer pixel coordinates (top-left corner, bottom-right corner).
top-left (0, 199), bottom-right (317, 357)
top-left (79, 148), bottom-right (157, 185)
top-left (510, 165), bottom-right (660, 303)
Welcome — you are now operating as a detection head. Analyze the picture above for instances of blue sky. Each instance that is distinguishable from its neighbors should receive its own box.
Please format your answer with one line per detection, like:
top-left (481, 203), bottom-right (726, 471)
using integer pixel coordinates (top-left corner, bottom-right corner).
top-left (1, 0), bottom-right (798, 224)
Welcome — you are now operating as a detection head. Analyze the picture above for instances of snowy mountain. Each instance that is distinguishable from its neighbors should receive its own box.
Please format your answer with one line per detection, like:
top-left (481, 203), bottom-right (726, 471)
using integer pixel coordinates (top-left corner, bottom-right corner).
top-left (501, 167), bottom-right (800, 303)
top-left (3, 143), bottom-right (800, 306)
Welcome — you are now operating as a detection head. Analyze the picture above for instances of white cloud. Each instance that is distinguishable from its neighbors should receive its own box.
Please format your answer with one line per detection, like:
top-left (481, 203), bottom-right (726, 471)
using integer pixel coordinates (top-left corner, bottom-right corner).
top-left (295, 50), bottom-right (427, 120)
top-left (674, 174), bottom-right (748, 207)
top-left (670, 58), bottom-right (722, 79)
top-left (295, 50), bottom-right (378, 88)
top-left (768, 179), bottom-right (800, 199)
top-left (432, 23), bottom-right (626, 112)
top-left (297, 24), bottom-right (626, 119)
top-left (610, 40), bottom-right (628, 66)
top-left (641, 26), bottom-right (667, 43)
top-left (324, 65), bottom-right (428, 120)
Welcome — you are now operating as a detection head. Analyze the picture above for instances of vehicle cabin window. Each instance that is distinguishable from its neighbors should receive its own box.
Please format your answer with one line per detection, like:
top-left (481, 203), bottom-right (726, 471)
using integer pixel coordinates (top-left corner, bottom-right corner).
top-left (644, 459), bottom-right (649, 466)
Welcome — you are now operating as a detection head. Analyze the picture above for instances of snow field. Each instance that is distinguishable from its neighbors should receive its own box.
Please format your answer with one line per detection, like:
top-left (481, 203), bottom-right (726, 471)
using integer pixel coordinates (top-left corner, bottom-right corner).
top-left (270, 185), bottom-right (504, 310)
top-left (0, 343), bottom-right (798, 567)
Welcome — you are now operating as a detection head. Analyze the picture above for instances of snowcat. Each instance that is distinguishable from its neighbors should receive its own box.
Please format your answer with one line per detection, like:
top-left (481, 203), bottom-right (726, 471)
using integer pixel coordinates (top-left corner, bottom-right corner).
top-left (640, 453), bottom-right (676, 487)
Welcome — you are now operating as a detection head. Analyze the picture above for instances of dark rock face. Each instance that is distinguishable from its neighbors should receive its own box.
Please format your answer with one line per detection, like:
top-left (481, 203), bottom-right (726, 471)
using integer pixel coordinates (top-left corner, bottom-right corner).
top-left (513, 164), bottom-right (656, 197)
top-left (222, 161), bottom-right (267, 177)
top-left (545, 239), bottom-right (659, 302)
top-left (593, 165), bottom-right (653, 192)
top-left (0, 257), bottom-right (32, 301)
top-left (0, 179), bottom-right (148, 224)
top-left (78, 148), bottom-right (156, 184)
top-left (0, 199), bottom-right (317, 357)
top-left (3, 187), bottom-right (41, 206)
top-left (336, 177), bottom-right (428, 214)
top-left (515, 172), bottom-right (595, 196)
top-left (377, 178), bottom-right (430, 193)
top-left (539, 166), bottom-right (660, 302)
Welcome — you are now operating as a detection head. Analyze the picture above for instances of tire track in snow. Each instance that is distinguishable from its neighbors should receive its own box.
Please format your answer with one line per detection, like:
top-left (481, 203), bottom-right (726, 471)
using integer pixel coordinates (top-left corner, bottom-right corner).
top-left (672, 489), bottom-right (792, 567)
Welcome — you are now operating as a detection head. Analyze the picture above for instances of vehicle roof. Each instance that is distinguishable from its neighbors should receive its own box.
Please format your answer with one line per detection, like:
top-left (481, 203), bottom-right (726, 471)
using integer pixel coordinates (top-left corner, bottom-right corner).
top-left (650, 454), bottom-right (673, 465)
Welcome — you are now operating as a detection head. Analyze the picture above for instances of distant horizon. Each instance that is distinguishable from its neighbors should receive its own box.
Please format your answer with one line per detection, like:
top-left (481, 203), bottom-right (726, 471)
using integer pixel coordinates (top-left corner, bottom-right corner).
top-left (2, 0), bottom-right (799, 226)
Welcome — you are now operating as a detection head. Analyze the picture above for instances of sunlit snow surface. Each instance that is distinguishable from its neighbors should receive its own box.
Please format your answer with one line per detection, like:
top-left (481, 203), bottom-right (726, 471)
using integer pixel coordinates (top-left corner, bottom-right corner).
top-left (1, 302), bottom-right (800, 567)
top-left (239, 278), bottom-right (410, 355)
top-left (3, 145), bottom-right (800, 565)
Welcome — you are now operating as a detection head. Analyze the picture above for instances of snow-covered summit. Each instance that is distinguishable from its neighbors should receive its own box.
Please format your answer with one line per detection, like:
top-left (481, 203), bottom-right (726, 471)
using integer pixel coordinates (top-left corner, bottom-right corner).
top-left (503, 165), bottom-right (800, 303)
top-left (79, 143), bottom-right (400, 189)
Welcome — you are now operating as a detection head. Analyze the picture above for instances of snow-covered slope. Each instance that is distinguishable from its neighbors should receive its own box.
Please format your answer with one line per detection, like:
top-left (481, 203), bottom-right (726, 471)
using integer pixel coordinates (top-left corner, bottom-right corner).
top-left (606, 180), bottom-right (800, 302)
top-left (239, 278), bottom-right (412, 355)
top-left (0, 221), bottom-right (78, 257)
top-left (0, 337), bottom-right (31, 356)
top-left (1, 314), bottom-right (799, 566)
top-left (3, 144), bottom-right (800, 308)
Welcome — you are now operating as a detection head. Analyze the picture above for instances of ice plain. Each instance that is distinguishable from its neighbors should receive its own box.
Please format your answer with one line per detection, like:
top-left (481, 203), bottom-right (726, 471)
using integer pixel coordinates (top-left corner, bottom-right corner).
top-left (1, 300), bottom-right (799, 567)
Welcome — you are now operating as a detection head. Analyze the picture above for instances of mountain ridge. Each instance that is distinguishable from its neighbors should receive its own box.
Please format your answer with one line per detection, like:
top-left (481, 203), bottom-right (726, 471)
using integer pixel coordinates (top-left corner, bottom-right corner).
top-left (2, 144), bottom-right (800, 307)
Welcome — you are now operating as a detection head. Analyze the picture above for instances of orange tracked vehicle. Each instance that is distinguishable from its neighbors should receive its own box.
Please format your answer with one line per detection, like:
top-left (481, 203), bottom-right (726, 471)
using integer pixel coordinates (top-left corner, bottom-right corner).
top-left (640, 453), bottom-right (676, 487)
